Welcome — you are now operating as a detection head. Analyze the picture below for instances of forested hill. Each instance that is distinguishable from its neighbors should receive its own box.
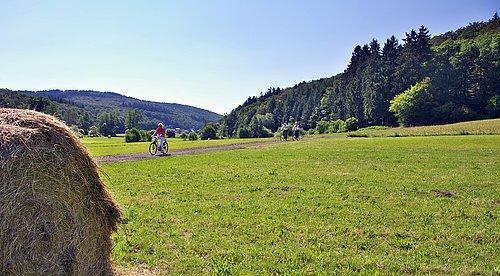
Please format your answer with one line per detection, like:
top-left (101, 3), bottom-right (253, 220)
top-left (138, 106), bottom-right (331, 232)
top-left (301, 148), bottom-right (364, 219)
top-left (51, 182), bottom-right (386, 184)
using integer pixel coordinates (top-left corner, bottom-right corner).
top-left (221, 14), bottom-right (499, 137)
top-left (1, 89), bottom-right (221, 132)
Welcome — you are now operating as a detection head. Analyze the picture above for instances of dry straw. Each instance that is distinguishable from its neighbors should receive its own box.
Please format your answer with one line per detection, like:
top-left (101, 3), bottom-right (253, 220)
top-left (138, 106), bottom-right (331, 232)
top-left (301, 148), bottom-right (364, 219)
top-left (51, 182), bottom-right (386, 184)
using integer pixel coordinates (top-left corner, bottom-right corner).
top-left (0, 108), bottom-right (120, 275)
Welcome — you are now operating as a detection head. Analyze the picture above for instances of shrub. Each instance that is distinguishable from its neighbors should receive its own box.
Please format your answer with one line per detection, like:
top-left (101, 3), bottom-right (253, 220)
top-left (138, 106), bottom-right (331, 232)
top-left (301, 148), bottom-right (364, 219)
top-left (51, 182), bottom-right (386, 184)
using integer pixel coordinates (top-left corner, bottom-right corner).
top-left (139, 129), bottom-right (152, 142)
top-left (308, 129), bottom-right (316, 135)
top-left (336, 120), bottom-right (349, 133)
top-left (316, 120), bottom-right (329, 134)
top-left (486, 95), bottom-right (500, 117)
top-left (125, 128), bottom-right (141, 142)
top-left (236, 127), bottom-right (251, 138)
top-left (179, 132), bottom-right (188, 140)
top-left (248, 115), bottom-right (275, 138)
top-left (344, 117), bottom-right (359, 131)
top-left (88, 125), bottom-right (99, 137)
top-left (389, 78), bottom-right (435, 126)
top-left (259, 127), bottom-right (274, 138)
top-left (433, 102), bottom-right (477, 123)
top-left (96, 112), bottom-right (121, 137)
top-left (338, 123), bottom-right (347, 132)
top-left (329, 119), bottom-right (344, 133)
top-left (166, 129), bottom-right (176, 138)
top-left (124, 128), bottom-right (152, 142)
top-left (200, 124), bottom-right (217, 140)
top-left (188, 131), bottom-right (198, 141)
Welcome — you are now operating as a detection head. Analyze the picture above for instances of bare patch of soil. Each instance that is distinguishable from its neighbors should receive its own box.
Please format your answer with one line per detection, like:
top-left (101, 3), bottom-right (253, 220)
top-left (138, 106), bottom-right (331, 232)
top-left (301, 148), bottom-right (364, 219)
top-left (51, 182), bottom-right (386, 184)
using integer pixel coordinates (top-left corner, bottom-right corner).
top-left (432, 189), bottom-right (457, 198)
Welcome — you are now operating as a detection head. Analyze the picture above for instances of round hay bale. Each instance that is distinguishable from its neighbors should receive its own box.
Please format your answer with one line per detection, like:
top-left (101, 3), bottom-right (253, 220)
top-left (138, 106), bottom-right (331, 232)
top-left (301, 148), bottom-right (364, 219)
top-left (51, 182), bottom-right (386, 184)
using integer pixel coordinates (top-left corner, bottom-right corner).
top-left (0, 108), bottom-right (120, 275)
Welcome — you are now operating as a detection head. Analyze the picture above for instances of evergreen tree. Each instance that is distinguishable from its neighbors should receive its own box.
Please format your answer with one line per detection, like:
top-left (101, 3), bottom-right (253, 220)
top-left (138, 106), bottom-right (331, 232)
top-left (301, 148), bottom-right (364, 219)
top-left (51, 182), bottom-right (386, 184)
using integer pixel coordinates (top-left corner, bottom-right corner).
top-left (362, 39), bottom-right (385, 124)
top-left (417, 25), bottom-right (432, 62)
top-left (97, 112), bottom-right (122, 136)
top-left (77, 112), bottom-right (94, 132)
top-left (221, 18), bottom-right (499, 133)
top-left (379, 36), bottom-right (401, 125)
top-left (125, 109), bottom-right (143, 129)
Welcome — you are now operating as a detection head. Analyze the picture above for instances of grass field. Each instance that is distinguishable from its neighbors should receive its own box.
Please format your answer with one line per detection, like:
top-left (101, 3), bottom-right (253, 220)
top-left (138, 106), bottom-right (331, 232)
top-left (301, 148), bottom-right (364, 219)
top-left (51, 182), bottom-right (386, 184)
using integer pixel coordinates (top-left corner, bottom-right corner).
top-left (101, 135), bottom-right (500, 274)
top-left (83, 119), bottom-right (500, 157)
top-left (83, 137), bottom-right (273, 157)
top-left (349, 118), bottom-right (500, 137)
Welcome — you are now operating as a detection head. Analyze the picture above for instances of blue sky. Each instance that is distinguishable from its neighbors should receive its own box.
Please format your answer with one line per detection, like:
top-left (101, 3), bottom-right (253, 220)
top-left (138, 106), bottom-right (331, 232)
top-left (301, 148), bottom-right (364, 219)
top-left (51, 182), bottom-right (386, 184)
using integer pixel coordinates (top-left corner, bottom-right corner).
top-left (0, 0), bottom-right (497, 114)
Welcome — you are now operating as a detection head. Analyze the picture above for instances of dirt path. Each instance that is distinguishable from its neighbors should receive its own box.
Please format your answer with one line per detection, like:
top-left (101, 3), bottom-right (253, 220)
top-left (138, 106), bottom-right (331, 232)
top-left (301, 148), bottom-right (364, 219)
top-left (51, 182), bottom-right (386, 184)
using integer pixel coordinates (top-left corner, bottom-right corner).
top-left (95, 140), bottom-right (280, 163)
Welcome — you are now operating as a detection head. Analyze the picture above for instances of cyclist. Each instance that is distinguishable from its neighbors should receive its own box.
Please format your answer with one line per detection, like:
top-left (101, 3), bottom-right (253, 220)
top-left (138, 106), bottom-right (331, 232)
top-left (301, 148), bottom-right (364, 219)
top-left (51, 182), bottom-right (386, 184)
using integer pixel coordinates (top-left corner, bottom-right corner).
top-left (281, 122), bottom-right (289, 141)
top-left (154, 123), bottom-right (166, 155)
top-left (292, 121), bottom-right (301, 140)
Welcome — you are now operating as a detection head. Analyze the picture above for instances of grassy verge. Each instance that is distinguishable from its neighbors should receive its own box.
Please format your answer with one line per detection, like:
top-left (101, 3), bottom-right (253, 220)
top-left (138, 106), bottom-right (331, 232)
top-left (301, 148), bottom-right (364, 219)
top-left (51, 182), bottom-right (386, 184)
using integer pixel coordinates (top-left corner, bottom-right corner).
top-left (83, 137), bottom-right (273, 157)
top-left (347, 118), bottom-right (500, 137)
top-left (102, 135), bottom-right (500, 274)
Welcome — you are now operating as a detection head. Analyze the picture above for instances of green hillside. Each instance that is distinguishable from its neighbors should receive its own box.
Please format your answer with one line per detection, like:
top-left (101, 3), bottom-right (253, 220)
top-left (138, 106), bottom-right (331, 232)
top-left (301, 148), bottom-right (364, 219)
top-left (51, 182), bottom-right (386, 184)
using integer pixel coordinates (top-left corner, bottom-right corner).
top-left (0, 89), bottom-right (221, 132)
top-left (0, 89), bottom-right (86, 120)
top-left (221, 14), bottom-right (500, 137)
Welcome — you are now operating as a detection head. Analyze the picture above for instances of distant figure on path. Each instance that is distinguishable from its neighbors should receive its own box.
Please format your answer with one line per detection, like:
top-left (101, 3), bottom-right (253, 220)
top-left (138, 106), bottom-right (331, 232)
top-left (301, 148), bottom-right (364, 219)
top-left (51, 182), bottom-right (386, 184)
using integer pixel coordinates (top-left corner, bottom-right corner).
top-left (292, 121), bottom-right (301, 140)
top-left (154, 123), bottom-right (166, 155)
top-left (281, 122), bottom-right (289, 140)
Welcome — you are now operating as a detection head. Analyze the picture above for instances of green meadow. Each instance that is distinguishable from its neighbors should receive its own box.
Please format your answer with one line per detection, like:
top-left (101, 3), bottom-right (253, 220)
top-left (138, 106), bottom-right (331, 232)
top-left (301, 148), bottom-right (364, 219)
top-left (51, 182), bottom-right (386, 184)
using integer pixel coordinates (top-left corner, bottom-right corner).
top-left (99, 135), bottom-right (500, 274)
top-left (349, 118), bottom-right (500, 137)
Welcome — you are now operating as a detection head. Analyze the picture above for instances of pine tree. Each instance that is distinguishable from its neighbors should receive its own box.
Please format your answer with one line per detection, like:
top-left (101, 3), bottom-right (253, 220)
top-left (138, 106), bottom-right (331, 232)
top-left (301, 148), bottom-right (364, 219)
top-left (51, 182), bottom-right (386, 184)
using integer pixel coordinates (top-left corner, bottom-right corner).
top-left (125, 109), bottom-right (143, 129)
top-left (417, 25), bottom-right (432, 64)
top-left (380, 36), bottom-right (401, 125)
top-left (362, 39), bottom-right (385, 124)
top-left (395, 28), bottom-right (431, 96)
top-left (369, 38), bottom-right (381, 55)
top-left (492, 12), bottom-right (499, 21)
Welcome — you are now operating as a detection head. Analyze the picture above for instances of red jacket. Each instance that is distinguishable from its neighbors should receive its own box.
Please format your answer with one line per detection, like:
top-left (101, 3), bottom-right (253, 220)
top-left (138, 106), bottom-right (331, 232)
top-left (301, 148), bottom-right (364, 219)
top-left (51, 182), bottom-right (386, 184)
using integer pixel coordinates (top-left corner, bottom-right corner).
top-left (155, 127), bottom-right (165, 137)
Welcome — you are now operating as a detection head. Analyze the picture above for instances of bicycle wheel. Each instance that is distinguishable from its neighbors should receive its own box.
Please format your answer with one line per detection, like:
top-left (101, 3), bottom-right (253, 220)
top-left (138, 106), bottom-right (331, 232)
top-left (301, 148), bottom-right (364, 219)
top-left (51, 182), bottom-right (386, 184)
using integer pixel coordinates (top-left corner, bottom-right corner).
top-left (164, 142), bottom-right (169, 154)
top-left (149, 142), bottom-right (158, 155)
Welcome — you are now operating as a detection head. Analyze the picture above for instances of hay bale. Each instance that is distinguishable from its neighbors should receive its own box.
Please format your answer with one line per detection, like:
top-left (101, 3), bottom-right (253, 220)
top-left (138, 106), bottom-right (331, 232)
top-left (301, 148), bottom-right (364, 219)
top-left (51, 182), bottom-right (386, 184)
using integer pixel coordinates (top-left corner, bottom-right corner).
top-left (0, 108), bottom-right (120, 275)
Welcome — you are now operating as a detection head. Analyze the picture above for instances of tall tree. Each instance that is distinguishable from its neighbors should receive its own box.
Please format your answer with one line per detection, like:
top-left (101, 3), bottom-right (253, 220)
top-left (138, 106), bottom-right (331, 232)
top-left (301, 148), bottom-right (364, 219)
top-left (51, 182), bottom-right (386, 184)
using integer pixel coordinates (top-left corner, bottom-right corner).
top-left (125, 109), bottom-right (143, 129)
top-left (362, 39), bottom-right (385, 124)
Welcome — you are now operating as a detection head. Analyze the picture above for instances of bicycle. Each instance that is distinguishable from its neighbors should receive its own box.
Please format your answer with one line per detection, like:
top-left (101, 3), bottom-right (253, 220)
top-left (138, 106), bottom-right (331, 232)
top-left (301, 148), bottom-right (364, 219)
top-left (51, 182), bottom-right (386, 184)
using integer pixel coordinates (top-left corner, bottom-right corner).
top-left (292, 130), bottom-right (301, 141)
top-left (149, 136), bottom-right (169, 155)
top-left (280, 130), bottom-right (289, 141)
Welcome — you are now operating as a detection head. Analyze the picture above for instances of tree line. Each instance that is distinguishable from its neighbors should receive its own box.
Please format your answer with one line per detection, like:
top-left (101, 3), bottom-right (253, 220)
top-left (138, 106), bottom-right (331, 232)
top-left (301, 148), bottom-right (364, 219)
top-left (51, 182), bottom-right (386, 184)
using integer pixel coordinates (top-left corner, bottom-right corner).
top-left (0, 91), bottom-right (219, 141)
top-left (0, 89), bottom-right (156, 136)
top-left (17, 89), bottom-right (222, 131)
top-left (218, 14), bottom-right (500, 137)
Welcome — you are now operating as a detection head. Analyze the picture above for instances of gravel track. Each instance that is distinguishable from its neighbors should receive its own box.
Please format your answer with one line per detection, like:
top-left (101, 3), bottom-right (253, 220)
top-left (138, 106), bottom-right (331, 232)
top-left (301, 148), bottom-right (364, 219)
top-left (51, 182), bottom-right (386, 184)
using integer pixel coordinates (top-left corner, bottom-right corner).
top-left (95, 140), bottom-right (280, 163)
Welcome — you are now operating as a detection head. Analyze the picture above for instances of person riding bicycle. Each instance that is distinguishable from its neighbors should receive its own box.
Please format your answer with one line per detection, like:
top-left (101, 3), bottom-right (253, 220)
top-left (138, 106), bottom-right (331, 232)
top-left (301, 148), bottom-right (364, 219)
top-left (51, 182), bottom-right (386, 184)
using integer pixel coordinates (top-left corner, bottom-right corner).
top-left (281, 122), bottom-right (289, 140)
top-left (154, 123), bottom-right (166, 155)
top-left (292, 121), bottom-right (301, 140)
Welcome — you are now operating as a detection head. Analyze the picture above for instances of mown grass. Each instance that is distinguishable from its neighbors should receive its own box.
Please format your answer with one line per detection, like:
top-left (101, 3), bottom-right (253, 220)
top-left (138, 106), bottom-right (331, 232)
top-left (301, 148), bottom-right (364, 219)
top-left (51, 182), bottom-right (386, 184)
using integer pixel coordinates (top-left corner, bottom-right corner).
top-left (348, 118), bottom-right (500, 137)
top-left (83, 137), bottom-right (273, 157)
top-left (101, 135), bottom-right (500, 274)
